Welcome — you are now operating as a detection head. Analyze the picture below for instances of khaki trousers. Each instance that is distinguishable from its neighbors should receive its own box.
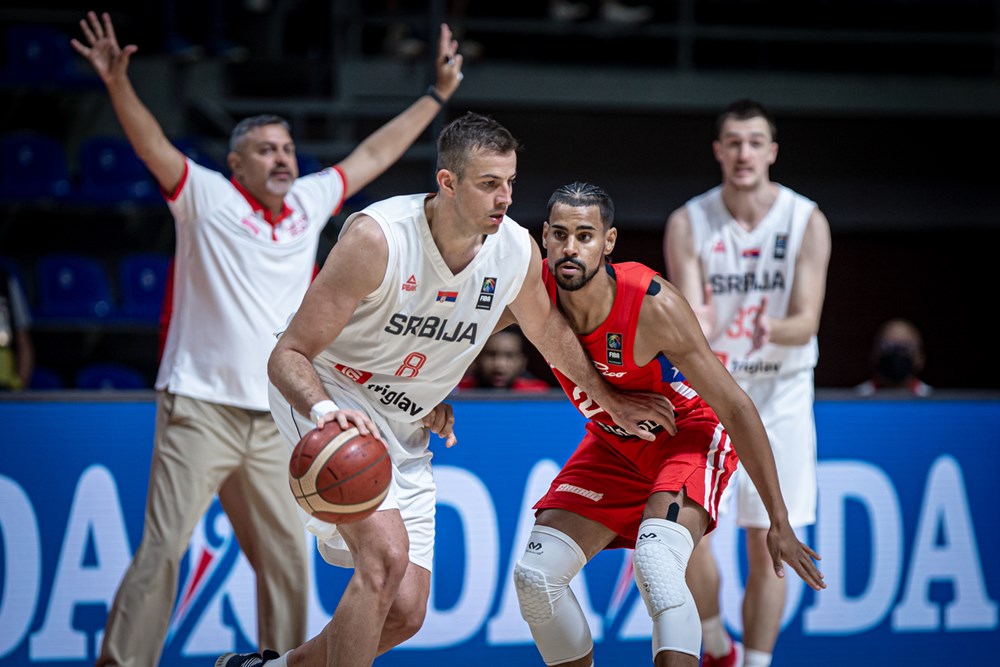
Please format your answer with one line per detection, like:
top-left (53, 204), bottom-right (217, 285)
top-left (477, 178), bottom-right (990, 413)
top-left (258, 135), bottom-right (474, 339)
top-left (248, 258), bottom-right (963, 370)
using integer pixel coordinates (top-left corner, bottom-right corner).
top-left (97, 392), bottom-right (308, 666)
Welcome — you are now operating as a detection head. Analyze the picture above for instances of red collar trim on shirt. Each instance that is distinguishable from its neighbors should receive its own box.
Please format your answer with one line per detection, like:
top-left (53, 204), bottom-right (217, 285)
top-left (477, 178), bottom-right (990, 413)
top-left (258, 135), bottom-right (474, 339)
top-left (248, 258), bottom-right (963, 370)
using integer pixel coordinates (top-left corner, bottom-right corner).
top-left (230, 177), bottom-right (293, 226)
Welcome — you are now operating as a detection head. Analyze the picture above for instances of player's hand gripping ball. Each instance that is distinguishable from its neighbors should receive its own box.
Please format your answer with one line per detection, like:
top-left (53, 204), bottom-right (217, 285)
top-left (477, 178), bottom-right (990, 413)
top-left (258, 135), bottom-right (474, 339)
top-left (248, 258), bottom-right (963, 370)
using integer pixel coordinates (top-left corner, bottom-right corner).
top-left (288, 421), bottom-right (391, 524)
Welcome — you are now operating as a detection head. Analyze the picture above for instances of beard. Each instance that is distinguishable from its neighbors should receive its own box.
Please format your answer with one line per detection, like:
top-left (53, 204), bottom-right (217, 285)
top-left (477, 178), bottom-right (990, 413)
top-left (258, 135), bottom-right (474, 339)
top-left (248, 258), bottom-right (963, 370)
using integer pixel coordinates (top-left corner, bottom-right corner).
top-left (553, 257), bottom-right (600, 291)
top-left (265, 175), bottom-right (293, 197)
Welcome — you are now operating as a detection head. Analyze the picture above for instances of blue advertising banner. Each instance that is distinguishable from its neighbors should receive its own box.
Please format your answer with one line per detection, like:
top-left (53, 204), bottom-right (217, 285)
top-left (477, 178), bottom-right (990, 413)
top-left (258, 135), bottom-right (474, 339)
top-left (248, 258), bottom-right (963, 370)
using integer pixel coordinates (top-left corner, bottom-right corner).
top-left (0, 396), bottom-right (997, 666)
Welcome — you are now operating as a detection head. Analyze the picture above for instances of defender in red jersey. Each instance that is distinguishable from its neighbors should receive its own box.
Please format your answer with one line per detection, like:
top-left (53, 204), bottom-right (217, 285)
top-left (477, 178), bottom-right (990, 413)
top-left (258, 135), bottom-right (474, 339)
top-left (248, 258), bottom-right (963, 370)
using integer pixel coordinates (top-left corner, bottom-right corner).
top-left (508, 183), bottom-right (824, 667)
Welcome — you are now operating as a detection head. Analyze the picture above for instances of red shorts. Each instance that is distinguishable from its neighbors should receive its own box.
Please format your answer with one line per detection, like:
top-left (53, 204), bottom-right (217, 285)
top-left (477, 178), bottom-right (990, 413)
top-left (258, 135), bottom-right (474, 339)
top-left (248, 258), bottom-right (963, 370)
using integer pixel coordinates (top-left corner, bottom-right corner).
top-left (534, 405), bottom-right (738, 549)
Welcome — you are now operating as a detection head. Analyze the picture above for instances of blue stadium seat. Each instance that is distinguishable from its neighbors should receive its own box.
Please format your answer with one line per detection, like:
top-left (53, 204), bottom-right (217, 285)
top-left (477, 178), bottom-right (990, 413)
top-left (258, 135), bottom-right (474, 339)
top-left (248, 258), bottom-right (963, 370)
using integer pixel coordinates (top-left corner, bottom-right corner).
top-left (36, 253), bottom-right (115, 319)
top-left (0, 24), bottom-right (98, 89)
top-left (118, 253), bottom-right (171, 321)
top-left (75, 362), bottom-right (146, 390)
top-left (28, 366), bottom-right (64, 390)
top-left (0, 132), bottom-right (72, 201)
top-left (78, 136), bottom-right (160, 204)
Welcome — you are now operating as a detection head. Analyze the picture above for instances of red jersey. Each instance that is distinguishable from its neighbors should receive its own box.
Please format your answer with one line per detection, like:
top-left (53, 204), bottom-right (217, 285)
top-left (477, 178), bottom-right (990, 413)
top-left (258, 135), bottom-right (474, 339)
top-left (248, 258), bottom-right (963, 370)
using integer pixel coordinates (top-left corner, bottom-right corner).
top-left (537, 261), bottom-right (738, 544)
top-left (543, 261), bottom-right (706, 441)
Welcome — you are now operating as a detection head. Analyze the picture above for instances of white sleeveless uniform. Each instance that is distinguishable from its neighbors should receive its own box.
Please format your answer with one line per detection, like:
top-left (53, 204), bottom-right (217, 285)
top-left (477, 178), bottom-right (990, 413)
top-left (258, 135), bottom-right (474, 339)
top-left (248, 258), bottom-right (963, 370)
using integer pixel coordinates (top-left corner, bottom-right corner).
top-left (685, 184), bottom-right (818, 528)
top-left (269, 193), bottom-right (533, 570)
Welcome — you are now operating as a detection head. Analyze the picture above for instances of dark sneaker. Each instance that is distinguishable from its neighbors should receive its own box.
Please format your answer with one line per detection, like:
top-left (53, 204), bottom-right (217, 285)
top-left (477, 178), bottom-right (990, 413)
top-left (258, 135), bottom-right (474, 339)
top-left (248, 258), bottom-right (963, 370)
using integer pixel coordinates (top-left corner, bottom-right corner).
top-left (214, 650), bottom-right (280, 667)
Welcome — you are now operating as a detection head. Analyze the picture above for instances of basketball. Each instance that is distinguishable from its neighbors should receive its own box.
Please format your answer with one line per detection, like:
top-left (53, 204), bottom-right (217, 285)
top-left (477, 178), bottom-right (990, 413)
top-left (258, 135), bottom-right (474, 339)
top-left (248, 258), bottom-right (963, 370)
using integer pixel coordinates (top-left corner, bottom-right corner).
top-left (288, 422), bottom-right (391, 524)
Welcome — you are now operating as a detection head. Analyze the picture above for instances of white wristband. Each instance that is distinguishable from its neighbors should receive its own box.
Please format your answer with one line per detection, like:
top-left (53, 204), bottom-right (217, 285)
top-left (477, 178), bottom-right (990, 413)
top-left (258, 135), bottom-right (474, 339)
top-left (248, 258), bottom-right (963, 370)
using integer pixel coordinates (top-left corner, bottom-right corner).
top-left (309, 399), bottom-right (339, 425)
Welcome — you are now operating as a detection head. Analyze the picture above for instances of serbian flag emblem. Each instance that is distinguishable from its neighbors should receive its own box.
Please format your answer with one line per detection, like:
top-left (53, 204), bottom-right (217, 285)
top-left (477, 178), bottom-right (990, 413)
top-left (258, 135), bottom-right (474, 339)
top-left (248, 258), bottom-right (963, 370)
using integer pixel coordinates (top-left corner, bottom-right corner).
top-left (436, 290), bottom-right (458, 303)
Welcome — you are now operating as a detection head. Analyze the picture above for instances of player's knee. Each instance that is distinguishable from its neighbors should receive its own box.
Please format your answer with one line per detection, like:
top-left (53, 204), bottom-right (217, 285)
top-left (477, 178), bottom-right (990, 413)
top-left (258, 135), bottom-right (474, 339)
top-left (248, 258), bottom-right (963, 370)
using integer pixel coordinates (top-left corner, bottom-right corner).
top-left (356, 545), bottom-right (410, 599)
top-left (513, 526), bottom-right (593, 666)
top-left (514, 526), bottom-right (585, 624)
top-left (633, 518), bottom-right (701, 658)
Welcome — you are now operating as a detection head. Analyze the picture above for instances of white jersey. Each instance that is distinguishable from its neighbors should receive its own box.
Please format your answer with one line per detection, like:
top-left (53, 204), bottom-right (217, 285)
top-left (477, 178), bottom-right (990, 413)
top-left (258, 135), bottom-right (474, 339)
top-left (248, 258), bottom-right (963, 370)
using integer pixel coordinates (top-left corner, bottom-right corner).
top-left (685, 184), bottom-right (818, 382)
top-left (306, 193), bottom-right (533, 423)
top-left (157, 159), bottom-right (346, 410)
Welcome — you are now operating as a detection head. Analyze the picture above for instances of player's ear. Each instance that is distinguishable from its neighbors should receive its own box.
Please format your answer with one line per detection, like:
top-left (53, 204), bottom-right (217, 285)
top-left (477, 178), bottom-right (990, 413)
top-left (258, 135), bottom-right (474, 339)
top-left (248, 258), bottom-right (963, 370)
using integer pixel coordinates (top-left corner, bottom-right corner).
top-left (437, 168), bottom-right (456, 196)
top-left (227, 151), bottom-right (240, 176)
top-left (604, 227), bottom-right (617, 256)
top-left (541, 221), bottom-right (550, 250)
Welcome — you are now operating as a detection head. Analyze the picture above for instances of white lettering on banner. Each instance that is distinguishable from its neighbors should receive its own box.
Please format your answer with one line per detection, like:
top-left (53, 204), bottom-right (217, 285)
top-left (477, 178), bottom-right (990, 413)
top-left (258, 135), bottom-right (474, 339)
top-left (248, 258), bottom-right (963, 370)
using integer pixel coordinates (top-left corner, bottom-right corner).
top-left (174, 510), bottom-right (255, 657)
top-left (0, 476), bottom-right (41, 658)
top-left (488, 460), bottom-right (604, 645)
top-left (1, 451), bottom-right (996, 663)
top-left (892, 456), bottom-right (998, 631)
top-left (31, 466), bottom-right (131, 660)
top-left (406, 466), bottom-right (499, 647)
top-left (805, 462), bottom-right (903, 634)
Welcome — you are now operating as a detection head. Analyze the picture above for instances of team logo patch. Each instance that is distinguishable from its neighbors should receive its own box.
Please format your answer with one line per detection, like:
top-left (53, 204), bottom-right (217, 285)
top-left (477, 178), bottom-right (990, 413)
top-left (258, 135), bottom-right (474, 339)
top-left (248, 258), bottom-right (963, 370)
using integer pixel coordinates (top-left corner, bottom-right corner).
top-left (606, 333), bottom-right (623, 366)
top-left (741, 247), bottom-right (761, 259)
top-left (476, 276), bottom-right (497, 310)
top-left (712, 239), bottom-right (725, 253)
top-left (774, 234), bottom-right (788, 259)
top-left (402, 275), bottom-right (417, 292)
top-left (333, 362), bottom-right (373, 384)
top-left (436, 290), bottom-right (458, 304)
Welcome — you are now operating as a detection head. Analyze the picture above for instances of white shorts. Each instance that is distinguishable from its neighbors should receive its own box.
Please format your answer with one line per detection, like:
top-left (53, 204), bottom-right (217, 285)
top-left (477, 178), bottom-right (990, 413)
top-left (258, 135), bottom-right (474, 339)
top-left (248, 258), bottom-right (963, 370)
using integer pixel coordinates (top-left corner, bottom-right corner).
top-left (722, 368), bottom-right (817, 529)
top-left (268, 379), bottom-right (436, 572)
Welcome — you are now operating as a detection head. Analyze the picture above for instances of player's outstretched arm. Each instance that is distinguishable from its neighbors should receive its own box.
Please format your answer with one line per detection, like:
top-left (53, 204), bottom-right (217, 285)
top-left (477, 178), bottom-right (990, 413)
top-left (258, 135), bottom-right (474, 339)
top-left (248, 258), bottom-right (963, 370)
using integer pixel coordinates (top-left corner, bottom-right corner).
top-left (643, 277), bottom-right (825, 590)
top-left (71, 11), bottom-right (185, 195)
top-left (336, 23), bottom-right (464, 199)
top-left (510, 240), bottom-right (676, 441)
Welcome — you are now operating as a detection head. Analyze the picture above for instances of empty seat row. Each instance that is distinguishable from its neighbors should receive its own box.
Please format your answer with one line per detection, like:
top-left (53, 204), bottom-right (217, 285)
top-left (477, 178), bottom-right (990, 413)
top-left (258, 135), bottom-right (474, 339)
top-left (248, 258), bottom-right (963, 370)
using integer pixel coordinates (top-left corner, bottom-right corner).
top-left (0, 133), bottom-right (198, 204)
top-left (0, 24), bottom-right (101, 90)
top-left (2, 253), bottom-right (171, 322)
top-left (0, 132), bottom-right (324, 205)
top-left (30, 362), bottom-right (148, 390)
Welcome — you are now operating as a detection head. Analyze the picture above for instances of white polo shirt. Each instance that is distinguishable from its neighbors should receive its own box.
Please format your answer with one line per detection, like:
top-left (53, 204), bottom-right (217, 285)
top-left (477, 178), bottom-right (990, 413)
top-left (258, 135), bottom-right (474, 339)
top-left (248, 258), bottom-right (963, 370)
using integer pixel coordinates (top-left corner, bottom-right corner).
top-left (156, 158), bottom-right (346, 410)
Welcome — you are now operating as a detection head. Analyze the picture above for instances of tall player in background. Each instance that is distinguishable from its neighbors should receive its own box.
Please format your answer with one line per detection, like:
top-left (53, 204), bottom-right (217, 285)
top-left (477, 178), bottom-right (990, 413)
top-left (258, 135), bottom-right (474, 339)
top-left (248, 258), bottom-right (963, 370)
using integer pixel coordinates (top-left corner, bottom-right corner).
top-left (664, 99), bottom-right (832, 667)
top-left (512, 182), bottom-right (824, 667)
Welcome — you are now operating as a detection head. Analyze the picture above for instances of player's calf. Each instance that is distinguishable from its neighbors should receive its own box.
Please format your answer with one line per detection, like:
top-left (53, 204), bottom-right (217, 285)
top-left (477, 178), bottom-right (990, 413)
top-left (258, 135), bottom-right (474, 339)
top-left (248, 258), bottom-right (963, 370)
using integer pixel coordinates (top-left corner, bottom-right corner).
top-left (633, 518), bottom-right (701, 660)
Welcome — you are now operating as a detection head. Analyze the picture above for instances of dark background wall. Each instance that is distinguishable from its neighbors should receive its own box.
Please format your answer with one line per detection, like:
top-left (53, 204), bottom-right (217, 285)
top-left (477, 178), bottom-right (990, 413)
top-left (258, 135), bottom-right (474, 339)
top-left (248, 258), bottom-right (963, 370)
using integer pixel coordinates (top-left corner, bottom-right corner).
top-left (2, 0), bottom-right (998, 390)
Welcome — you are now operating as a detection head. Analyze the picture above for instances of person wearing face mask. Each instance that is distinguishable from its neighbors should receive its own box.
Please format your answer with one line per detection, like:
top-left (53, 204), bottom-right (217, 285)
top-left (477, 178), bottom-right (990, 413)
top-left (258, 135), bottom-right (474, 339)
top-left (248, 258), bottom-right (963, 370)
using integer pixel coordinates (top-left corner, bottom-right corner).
top-left (855, 318), bottom-right (933, 398)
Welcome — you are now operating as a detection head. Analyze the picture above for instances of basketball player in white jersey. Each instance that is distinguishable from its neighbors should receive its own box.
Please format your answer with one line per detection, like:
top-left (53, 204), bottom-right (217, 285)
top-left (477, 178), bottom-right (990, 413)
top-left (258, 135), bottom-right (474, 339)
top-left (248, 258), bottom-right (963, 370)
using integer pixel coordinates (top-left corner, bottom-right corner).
top-left (664, 99), bottom-right (832, 667)
top-left (72, 11), bottom-right (468, 667)
top-left (233, 113), bottom-right (676, 667)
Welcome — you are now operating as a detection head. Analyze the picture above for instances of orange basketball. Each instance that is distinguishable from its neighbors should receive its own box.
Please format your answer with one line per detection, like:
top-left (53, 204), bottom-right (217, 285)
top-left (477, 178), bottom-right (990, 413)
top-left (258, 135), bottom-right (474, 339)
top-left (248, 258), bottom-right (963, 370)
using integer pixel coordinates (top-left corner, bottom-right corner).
top-left (288, 421), bottom-right (391, 524)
